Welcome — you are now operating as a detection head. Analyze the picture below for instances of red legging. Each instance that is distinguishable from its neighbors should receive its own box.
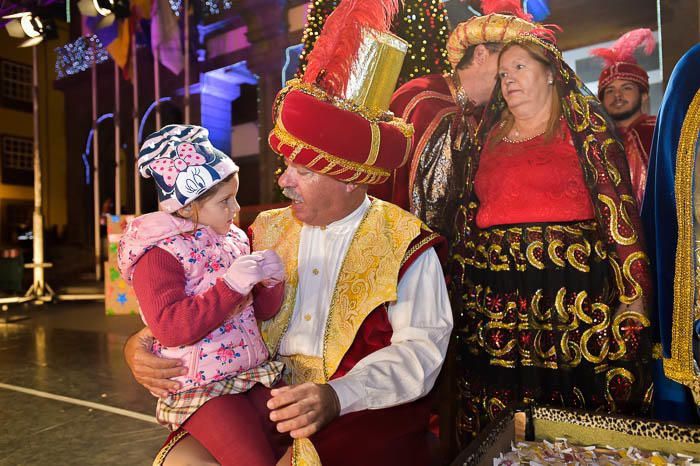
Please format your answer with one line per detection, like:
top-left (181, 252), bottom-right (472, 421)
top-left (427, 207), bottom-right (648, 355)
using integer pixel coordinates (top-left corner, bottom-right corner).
top-left (181, 384), bottom-right (290, 466)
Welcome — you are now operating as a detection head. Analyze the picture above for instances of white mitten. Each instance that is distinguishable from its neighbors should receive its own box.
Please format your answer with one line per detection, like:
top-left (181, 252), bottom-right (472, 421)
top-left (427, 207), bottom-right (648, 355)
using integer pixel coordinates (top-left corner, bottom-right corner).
top-left (259, 249), bottom-right (285, 287)
top-left (223, 254), bottom-right (265, 295)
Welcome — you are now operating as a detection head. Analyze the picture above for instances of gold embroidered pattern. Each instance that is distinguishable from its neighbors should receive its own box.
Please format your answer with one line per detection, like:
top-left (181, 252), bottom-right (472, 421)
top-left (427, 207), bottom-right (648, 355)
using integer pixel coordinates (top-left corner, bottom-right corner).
top-left (279, 355), bottom-right (325, 385)
top-left (666, 88), bottom-right (700, 405)
top-left (401, 232), bottom-right (441, 269)
top-left (253, 202), bottom-right (424, 383)
top-left (597, 194), bottom-right (637, 246)
top-left (272, 122), bottom-right (390, 181)
top-left (526, 240), bottom-right (545, 270)
top-left (366, 121), bottom-right (381, 166)
top-left (292, 437), bottom-right (322, 466)
top-left (652, 343), bottom-right (663, 360)
top-left (620, 251), bottom-right (647, 303)
top-left (605, 367), bottom-right (635, 411)
top-left (152, 429), bottom-right (188, 466)
top-left (548, 239), bottom-right (566, 268)
top-left (323, 201), bottom-right (423, 380)
top-left (251, 208), bottom-right (302, 357)
top-left (567, 240), bottom-right (591, 272)
top-left (608, 311), bottom-right (651, 361)
top-left (580, 301), bottom-right (611, 364)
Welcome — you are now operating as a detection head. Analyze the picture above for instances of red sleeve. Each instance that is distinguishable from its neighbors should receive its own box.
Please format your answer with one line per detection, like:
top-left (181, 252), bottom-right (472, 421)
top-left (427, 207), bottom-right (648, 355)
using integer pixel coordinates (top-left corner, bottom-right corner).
top-left (368, 74), bottom-right (457, 209)
top-left (132, 247), bottom-right (247, 347)
top-left (252, 282), bottom-right (285, 321)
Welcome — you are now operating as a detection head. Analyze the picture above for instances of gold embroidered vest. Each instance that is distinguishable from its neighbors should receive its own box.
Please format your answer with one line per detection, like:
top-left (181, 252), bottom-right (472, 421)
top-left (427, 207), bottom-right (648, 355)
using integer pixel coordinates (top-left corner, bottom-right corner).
top-left (250, 198), bottom-right (424, 383)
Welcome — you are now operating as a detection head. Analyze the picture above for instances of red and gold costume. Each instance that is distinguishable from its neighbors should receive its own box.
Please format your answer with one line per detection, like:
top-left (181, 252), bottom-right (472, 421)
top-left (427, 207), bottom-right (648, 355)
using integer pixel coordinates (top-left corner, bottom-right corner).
top-left (262, 1), bottom-right (453, 464)
top-left (592, 29), bottom-right (657, 205)
top-left (369, 4), bottom-right (534, 236)
top-left (369, 73), bottom-right (479, 236)
top-left (252, 200), bottom-right (445, 465)
top-left (618, 114), bottom-right (656, 206)
top-left (450, 29), bottom-right (653, 447)
top-left (152, 2), bottom-right (456, 464)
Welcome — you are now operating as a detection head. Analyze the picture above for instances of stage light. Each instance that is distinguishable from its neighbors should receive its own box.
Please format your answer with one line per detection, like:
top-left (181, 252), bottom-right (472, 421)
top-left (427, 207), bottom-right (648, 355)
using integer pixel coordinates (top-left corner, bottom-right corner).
top-left (3, 12), bottom-right (57, 47)
top-left (78, 0), bottom-right (130, 29)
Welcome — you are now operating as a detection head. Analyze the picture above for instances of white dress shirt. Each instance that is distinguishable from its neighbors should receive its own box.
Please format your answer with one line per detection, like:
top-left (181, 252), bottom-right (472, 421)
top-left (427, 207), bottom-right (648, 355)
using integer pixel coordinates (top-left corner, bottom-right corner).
top-left (278, 197), bottom-right (453, 415)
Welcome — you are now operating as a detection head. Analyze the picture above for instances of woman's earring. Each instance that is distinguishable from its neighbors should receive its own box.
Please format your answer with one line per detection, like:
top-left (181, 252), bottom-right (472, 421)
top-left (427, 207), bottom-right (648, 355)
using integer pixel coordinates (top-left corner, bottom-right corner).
top-left (548, 79), bottom-right (554, 85)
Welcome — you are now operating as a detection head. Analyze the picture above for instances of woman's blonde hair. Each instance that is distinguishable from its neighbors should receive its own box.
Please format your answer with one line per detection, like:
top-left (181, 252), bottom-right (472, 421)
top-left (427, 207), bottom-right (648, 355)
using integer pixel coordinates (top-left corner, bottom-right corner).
top-left (489, 41), bottom-right (562, 147)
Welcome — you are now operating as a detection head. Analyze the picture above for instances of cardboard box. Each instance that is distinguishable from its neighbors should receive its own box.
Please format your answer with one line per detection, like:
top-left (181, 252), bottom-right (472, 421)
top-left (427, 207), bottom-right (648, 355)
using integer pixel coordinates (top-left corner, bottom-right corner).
top-left (104, 215), bottom-right (139, 316)
top-left (104, 259), bottom-right (139, 316)
top-left (106, 214), bottom-right (134, 240)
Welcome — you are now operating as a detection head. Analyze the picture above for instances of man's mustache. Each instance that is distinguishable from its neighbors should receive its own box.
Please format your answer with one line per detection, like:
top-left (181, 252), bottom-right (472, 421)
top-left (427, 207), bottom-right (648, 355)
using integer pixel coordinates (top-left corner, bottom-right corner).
top-left (283, 188), bottom-right (303, 202)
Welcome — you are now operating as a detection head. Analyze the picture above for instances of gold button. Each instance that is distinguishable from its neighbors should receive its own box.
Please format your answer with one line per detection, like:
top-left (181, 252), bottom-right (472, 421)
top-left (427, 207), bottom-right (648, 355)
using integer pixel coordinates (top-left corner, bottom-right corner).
top-left (320, 226), bottom-right (326, 231)
top-left (312, 268), bottom-right (319, 275)
top-left (304, 313), bottom-right (312, 321)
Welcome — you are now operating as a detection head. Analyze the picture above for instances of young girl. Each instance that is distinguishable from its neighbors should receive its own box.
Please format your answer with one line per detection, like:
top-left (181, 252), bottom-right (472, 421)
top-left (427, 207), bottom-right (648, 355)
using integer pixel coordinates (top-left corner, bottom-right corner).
top-left (118, 125), bottom-right (285, 465)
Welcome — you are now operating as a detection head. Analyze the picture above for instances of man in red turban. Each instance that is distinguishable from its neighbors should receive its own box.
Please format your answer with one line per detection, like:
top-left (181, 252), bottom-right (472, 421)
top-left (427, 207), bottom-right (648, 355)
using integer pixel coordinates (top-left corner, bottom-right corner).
top-left (122, 1), bottom-right (454, 465)
top-left (593, 28), bottom-right (658, 206)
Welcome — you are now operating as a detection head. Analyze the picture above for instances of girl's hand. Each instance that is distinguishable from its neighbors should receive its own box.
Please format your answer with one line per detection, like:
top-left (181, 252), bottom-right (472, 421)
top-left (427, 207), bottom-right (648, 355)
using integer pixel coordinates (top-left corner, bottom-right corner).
top-left (223, 254), bottom-right (265, 294)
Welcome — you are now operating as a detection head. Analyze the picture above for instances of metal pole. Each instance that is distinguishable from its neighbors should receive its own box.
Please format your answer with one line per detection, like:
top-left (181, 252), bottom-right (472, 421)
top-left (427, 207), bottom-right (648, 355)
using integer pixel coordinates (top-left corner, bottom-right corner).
top-left (92, 54), bottom-right (102, 281)
top-left (656, 0), bottom-right (664, 84)
top-left (114, 60), bottom-right (121, 216)
top-left (154, 46), bottom-right (162, 129)
top-left (30, 46), bottom-right (45, 296)
top-left (132, 32), bottom-right (141, 215)
top-left (184, 0), bottom-right (190, 124)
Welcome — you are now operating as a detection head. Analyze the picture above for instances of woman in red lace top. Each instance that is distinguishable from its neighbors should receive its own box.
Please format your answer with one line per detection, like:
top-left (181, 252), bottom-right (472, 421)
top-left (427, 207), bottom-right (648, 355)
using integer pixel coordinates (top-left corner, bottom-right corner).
top-left (450, 30), bottom-right (653, 447)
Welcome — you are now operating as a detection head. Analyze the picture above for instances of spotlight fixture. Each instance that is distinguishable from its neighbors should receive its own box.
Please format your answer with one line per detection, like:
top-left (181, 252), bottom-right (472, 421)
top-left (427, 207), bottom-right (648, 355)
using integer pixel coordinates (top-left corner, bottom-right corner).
top-left (3, 12), bottom-right (57, 47)
top-left (78, 0), bottom-right (131, 29)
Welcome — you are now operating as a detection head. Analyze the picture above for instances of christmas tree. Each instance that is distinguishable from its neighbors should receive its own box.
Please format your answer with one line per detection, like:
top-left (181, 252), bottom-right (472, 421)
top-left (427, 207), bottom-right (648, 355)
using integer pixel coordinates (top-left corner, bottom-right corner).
top-left (297, 0), bottom-right (450, 85)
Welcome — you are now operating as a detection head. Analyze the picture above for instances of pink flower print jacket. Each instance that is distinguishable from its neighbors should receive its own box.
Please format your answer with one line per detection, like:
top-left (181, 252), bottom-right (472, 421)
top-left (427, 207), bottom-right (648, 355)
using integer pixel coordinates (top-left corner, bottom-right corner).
top-left (118, 211), bottom-right (270, 392)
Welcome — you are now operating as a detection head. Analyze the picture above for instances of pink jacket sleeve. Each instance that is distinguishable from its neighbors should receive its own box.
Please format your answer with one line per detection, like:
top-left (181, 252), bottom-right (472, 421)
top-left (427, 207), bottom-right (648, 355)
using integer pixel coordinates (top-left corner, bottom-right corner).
top-left (132, 247), bottom-right (247, 346)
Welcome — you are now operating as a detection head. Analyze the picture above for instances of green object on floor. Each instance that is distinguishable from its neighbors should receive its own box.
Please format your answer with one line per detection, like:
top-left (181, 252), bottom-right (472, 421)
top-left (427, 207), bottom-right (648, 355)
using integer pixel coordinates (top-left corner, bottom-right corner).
top-left (0, 252), bottom-right (24, 293)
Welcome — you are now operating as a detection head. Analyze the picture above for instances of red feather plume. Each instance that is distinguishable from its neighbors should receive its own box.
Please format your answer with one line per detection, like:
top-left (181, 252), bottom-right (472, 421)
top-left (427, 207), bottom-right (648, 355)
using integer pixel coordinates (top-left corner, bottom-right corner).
top-left (590, 28), bottom-right (656, 66)
top-left (481, 0), bottom-right (533, 21)
top-left (302, 0), bottom-right (401, 98)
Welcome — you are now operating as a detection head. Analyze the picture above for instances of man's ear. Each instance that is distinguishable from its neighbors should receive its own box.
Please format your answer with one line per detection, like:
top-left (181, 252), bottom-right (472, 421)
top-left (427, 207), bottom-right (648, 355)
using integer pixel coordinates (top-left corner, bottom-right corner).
top-left (642, 91), bottom-right (650, 106)
top-left (177, 204), bottom-right (194, 219)
top-left (473, 44), bottom-right (489, 65)
top-left (345, 182), bottom-right (360, 193)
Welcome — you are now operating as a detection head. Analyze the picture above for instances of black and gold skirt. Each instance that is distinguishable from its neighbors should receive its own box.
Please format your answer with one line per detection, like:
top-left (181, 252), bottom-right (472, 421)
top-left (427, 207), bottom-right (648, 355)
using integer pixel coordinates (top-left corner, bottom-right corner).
top-left (451, 217), bottom-right (653, 447)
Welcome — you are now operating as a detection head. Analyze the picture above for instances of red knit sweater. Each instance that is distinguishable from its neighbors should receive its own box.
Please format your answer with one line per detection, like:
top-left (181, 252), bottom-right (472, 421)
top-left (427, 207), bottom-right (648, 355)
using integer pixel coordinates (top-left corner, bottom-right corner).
top-left (132, 247), bottom-right (284, 347)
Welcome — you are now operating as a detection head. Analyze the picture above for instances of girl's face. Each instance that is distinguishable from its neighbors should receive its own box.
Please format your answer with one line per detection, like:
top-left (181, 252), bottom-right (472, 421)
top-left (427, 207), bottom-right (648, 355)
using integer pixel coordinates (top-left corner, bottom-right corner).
top-left (190, 173), bottom-right (240, 234)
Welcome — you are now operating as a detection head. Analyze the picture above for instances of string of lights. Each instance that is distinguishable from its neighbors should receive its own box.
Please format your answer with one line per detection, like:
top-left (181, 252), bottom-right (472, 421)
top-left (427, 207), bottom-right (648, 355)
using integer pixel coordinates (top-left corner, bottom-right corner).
top-left (199, 0), bottom-right (233, 17)
top-left (55, 35), bottom-right (109, 79)
top-left (169, 0), bottom-right (183, 16)
top-left (393, 0), bottom-right (450, 85)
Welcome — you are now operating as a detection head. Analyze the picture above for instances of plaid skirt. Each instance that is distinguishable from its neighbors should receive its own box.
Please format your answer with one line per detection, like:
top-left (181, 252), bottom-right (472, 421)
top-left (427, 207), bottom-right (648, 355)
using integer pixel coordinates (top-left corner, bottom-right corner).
top-left (156, 360), bottom-right (284, 431)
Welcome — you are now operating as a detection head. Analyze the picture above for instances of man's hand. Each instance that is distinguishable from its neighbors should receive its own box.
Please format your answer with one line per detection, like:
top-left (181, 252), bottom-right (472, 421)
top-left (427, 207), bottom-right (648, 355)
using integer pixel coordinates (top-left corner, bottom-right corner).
top-left (124, 327), bottom-right (186, 397)
top-left (259, 249), bottom-right (285, 287)
top-left (267, 382), bottom-right (340, 439)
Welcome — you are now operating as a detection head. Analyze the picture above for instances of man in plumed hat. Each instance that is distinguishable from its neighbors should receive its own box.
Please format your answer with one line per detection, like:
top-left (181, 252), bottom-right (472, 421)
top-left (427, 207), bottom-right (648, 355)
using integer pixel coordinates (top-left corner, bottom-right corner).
top-left (123, 1), bottom-right (453, 465)
top-left (593, 28), bottom-right (658, 206)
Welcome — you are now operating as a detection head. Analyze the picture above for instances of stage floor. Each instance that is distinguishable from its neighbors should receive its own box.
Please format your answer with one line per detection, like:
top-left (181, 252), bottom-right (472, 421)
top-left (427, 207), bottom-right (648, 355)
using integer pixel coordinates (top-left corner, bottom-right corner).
top-left (0, 301), bottom-right (166, 465)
